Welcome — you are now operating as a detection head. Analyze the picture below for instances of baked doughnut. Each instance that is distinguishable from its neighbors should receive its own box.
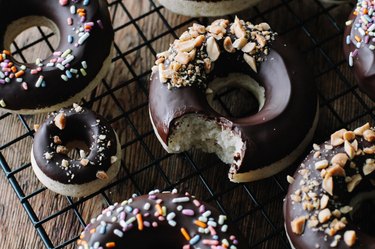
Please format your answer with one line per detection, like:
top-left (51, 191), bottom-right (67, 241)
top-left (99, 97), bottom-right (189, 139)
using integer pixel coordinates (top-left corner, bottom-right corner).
top-left (77, 189), bottom-right (246, 249)
top-left (158, 0), bottom-right (259, 17)
top-left (0, 0), bottom-right (113, 114)
top-left (31, 104), bottom-right (121, 197)
top-left (343, 0), bottom-right (375, 101)
top-left (284, 123), bottom-right (375, 248)
top-left (149, 18), bottom-right (318, 182)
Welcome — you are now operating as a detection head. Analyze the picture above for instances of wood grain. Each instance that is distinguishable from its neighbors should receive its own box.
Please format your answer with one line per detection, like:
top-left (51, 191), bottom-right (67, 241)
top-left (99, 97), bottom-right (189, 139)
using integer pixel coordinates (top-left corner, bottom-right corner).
top-left (0, 0), bottom-right (366, 249)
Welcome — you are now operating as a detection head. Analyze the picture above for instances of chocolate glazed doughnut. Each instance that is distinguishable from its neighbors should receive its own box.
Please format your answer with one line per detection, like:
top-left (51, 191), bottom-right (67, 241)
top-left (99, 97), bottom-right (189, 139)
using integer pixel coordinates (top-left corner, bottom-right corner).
top-left (0, 0), bottom-right (113, 114)
top-left (31, 104), bottom-right (121, 197)
top-left (343, 0), bottom-right (375, 101)
top-left (149, 18), bottom-right (318, 182)
top-left (284, 123), bottom-right (375, 248)
top-left (77, 189), bottom-right (247, 249)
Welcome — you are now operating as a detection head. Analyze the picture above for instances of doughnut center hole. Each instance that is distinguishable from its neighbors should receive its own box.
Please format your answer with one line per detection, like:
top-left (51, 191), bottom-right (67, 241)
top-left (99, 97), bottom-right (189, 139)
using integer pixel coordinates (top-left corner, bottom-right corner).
top-left (65, 141), bottom-right (90, 161)
top-left (5, 16), bottom-right (59, 64)
top-left (206, 73), bottom-right (265, 118)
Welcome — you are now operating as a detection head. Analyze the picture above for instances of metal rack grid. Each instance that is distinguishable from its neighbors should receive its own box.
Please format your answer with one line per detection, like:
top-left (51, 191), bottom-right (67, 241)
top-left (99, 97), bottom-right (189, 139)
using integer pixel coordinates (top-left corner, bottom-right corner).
top-left (0, 0), bottom-right (371, 248)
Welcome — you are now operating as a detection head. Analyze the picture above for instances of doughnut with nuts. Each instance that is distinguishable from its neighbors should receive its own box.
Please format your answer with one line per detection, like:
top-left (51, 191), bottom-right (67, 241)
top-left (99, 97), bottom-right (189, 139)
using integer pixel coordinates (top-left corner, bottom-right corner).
top-left (344, 0), bottom-right (375, 101)
top-left (149, 18), bottom-right (318, 182)
top-left (31, 104), bottom-right (121, 197)
top-left (158, 0), bottom-right (260, 17)
top-left (284, 123), bottom-right (375, 248)
top-left (77, 189), bottom-right (247, 249)
top-left (0, 0), bottom-right (113, 114)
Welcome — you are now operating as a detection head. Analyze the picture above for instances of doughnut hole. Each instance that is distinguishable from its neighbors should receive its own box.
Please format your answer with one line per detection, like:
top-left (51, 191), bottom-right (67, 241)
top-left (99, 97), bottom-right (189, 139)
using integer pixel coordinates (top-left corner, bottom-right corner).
top-left (66, 141), bottom-right (90, 161)
top-left (4, 16), bottom-right (59, 64)
top-left (350, 191), bottom-right (375, 236)
top-left (206, 73), bottom-right (265, 118)
top-left (54, 117), bottom-right (93, 162)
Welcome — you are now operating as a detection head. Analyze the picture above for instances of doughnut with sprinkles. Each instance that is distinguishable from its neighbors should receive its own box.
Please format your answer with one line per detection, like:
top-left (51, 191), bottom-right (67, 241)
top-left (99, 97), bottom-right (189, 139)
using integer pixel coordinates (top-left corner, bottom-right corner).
top-left (77, 189), bottom-right (247, 249)
top-left (344, 0), bottom-right (375, 101)
top-left (0, 0), bottom-right (113, 113)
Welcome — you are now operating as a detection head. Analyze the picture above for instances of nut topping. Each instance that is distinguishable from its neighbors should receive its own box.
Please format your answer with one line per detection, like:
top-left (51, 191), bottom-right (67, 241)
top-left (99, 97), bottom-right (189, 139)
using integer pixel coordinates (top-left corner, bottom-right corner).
top-left (343, 230), bottom-right (356, 247)
top-left (363, 129), bottom-right (375, 142)
top-left (223, 37), bottom-right (235, 53)
top-left (353, 122), bottom-right (370, 136)
top-left (322, 176), bottom-right (333, 195)
top-left (315, 159), bottom-right (329, 170)
top-left (331, 153), bottom-right (348, 167)
top-left (242, 42), bottom-right (256, 53)
top-left (330, 129), bottom-right (347, 146)
top-left (318, 208), bottom-right (332, 223)
top-left (54, 113), bottom-right (66, 130)
top-left (291, 216), bottom-right (306, 235)
top-left (343, 131), bottom-right (355, 141)
top-left (347, 174), bottom-right (362, 192)
top-left (363, 158), bottom-right (375, 175)
top-left (232, 37), bottom-right (248, 49)
top-left (206, 37), bottom-right (220, 62)
top-left (344, 140), bottom-right (355, 159)
top-left (320, 194), bottom-right (329, 209)
top-left (243, 54), bottom-right (257, 73)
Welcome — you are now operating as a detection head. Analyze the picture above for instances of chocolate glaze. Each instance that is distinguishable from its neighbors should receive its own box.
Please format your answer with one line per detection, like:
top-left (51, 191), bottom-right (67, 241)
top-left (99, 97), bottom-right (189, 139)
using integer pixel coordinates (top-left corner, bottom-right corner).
top-left (32, 106), bottom-right (118, 184)
top-left (343, 10), bottom-right (375, 101)
top-left (284, 135), bottom-right (375, 249)
top-left (0, 0), bottom-right (113, 111)
top-left (78, 191), bottom-right (247, 249)
top-left (149, 38), bottom-right (318, 178)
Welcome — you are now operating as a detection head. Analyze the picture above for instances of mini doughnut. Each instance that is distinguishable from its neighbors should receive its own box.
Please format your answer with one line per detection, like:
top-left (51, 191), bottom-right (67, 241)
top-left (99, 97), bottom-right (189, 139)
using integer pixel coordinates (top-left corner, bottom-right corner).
top-left (0, 0), bottom-right (113, 114)
top-left (158, 0), bottom-right (259, 17)
top-left (149, 18), bottom-right (318, 182)
top-left (284, 123), bottom-right (375, 248)
top-left (31, 104), bottom-right (121, 197)
top-left (77, 189), bottom-right (246, 249)
top-left (343, 0), bottom-right (375, 101)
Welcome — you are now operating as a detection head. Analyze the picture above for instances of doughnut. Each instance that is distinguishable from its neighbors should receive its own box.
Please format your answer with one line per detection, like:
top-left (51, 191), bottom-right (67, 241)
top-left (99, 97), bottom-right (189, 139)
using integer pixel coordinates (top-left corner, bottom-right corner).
top-left (77, 189), bottom-right (246, 249)
top-left (31, 104), bottom-right (121, 197)
top-left (149, 18), bottom-right (319, 182)
top-left (343, 0), bottom-right (375, 101)
top-left (0, 0), bottom-right (113, 114)
top-left (284, 123), bottom-right (375, 248)
top-left (158, 0), bottom-right (259, 17)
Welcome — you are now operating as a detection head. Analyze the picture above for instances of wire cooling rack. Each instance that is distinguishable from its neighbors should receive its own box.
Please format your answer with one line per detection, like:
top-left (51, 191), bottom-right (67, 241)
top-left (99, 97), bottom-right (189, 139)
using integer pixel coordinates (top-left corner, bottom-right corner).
top-left (0, 0), bottom-right (373, 248)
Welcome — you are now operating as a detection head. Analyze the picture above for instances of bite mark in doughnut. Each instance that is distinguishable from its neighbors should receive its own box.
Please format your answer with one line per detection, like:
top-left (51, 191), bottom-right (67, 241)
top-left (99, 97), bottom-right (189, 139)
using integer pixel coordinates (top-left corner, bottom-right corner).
top-left (31, 104), bottom-right (121, 197)
top-left (0, 0), bottom-right (113, 114)
top-left (77, 189), bottom-right (246, 249)
top-left (284, 123), bottom-right (375, 248)
top-left (149, 18), bottom-right (318, 182)
top-left (343, 0), bottom-right (375, 101)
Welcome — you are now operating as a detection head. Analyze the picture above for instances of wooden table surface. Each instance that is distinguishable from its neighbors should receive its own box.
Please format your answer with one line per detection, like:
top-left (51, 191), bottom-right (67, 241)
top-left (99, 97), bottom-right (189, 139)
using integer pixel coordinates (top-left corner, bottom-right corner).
top-left (1, 0), bottom-right (371, 248)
